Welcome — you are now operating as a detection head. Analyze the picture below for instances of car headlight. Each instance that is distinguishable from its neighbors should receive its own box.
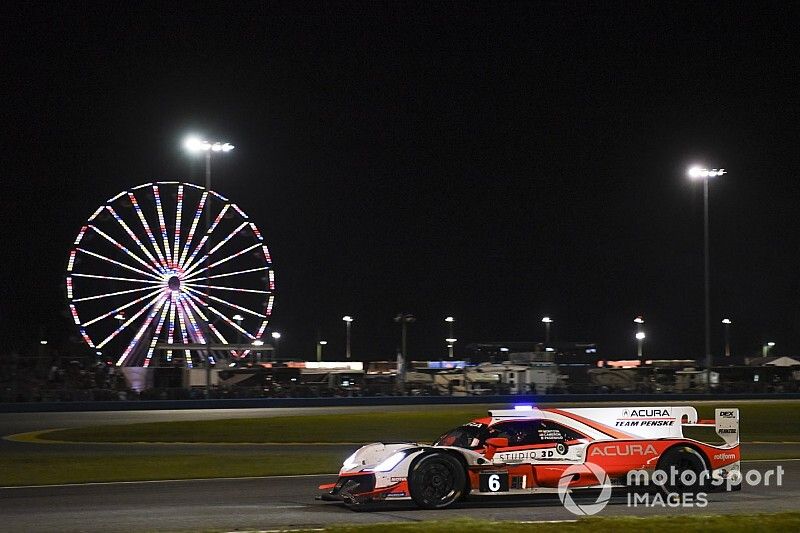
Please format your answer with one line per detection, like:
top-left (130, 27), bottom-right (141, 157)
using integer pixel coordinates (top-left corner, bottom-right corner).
top-left (372, 451), bottom-right (407, 472)
top-left (342, 452), bottom-right (359, 470)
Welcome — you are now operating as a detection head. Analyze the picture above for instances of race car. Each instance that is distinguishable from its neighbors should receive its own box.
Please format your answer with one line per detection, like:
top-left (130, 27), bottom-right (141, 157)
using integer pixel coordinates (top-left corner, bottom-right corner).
top-left (318, 404), bottom-right (740, 509)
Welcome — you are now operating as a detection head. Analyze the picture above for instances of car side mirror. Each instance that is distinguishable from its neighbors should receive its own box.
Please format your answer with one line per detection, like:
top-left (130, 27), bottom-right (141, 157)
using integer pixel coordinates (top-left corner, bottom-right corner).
top-left (484, 437), bottom-right (509, 460)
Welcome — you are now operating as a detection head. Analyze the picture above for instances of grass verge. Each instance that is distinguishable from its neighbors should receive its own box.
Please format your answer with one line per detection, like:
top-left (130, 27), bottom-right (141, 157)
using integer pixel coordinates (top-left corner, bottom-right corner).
top-left (244, 514), bottom-right (800, 533)
top-left (0, 452), bottom-right (339, 486)
top-left (38, 401), bottom-right (800, 444)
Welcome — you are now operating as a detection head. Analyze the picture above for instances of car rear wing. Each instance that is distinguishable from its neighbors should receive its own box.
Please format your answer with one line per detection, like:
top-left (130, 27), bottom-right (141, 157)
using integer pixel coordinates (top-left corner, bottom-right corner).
top-left (682, 408), bottom-right (739, 446)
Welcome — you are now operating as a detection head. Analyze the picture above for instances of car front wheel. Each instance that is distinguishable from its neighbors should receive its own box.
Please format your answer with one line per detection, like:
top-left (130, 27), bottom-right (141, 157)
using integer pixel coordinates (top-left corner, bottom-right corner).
top-left (408, 453), bottom-right (466, 509)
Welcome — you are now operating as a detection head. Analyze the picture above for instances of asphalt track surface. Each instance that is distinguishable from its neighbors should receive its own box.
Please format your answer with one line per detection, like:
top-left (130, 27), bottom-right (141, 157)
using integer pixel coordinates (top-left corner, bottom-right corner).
top-left (0, 460), bottom-right (797, 532)
top-left (1, 406), bottom-right (799, 531)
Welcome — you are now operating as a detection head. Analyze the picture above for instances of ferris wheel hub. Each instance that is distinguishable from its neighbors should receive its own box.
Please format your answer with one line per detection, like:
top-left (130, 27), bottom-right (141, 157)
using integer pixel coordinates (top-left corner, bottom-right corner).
top-left (167, 275), bottom-right (181, 292)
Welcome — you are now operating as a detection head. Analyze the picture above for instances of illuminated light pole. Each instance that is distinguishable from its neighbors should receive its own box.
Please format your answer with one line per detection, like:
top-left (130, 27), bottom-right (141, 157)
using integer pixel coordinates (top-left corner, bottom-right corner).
top-left (762, 341), bottom-right (775, 357)
top-left (633, 316), bottom-right (644, 357)
top-left (342, 316), bottom-right (354, 359)
top-left (445, 338), bottom-right (458, 358)
top-left (445, 316), bottom-right (455, 358)
top-left (184, 135), bottom-right (234, 398)
top-left (317, 340), bottom-right (327, 362)
top-left (541, 316), bottom-right (553, 345)
top-left (635, 331), bottom-right (646, 358)
top-left (271, 331), bottom-right (281, 361)
top-left (721, 318), bottom-right (732, 357)
top-left (688, 166), bottom-right (726, 389)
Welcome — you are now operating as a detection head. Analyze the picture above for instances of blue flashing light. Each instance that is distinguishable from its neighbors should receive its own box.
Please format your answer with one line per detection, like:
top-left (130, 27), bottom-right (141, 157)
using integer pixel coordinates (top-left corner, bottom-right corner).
top-left (513, 405), bottom-right (534, 411)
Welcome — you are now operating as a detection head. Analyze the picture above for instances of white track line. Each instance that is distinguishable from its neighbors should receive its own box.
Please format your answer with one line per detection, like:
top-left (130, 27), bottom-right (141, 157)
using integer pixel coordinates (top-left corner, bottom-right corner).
top-left (0, 473), bottom-right (333, 490)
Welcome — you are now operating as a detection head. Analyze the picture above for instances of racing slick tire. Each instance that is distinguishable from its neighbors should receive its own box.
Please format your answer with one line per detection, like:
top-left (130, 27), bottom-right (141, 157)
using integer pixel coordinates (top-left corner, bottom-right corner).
top-left (655, 445), bottom-right (709, 495)
top-left (408, 452), bottom-right (467, 509)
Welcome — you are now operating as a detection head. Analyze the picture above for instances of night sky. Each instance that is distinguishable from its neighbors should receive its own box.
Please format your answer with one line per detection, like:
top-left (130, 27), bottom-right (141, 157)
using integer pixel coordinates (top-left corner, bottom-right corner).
top-left (3, 2), bottom-right (799, 361)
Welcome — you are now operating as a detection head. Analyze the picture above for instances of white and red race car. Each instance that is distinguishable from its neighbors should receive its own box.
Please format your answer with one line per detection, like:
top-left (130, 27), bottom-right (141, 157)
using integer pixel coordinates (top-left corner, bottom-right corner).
top-left (319, 405), bottom-right (741, 509)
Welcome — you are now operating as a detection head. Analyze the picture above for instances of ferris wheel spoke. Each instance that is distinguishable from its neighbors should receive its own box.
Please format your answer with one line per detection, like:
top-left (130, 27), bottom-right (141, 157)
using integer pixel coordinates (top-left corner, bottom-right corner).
top-left (179, 296), bottom-right (207, 344)
top-left (196, 298), bottom-right (256, 340)
top-left (117, 296), bottom-right (169, 366)
top-left (106, 206), bottom-right (162, 271)
top-left (181, 293), bottom-right (210, 333)
top-left (72, 284), bottom-right (164, 303)
top-left (207, 322), bottom-right (228, 344)
top-left (95, 291), bottom-right (166, 349)
top-left (175, 300), bottom-right (193, 367)
top-left (143, 299), bottom-right (172, 368)
top-left (81, 287), bottom-right (164, 327)
top-left (183, 243), bottom-right (263, 279)
top-left (184, 286), bottom-right (266, 318)
top-left (182, 265), bottom-right (269, 283)
top-left (128, 192), bottom-right (168, 269)
top-left (72, 273), bottom-right (161, 285)
top-left (76, 248), bottom-right (162, 280)
top-left (87, 224), bottom-right (158, 274)
top-left (152, 185), bottom-right (173, 268)
top-left (181, 204), bottom-right (231, 273)
top-left (183, 282), bottom-right (271, 294)
top-left (206, 221), bottom-right (250, 257)
top-left (172, 185), bottom-right (184, 268)
top-left (178, 191), bottom-right (208, 268)
top-left (165, 298), bottom-right (177, 362)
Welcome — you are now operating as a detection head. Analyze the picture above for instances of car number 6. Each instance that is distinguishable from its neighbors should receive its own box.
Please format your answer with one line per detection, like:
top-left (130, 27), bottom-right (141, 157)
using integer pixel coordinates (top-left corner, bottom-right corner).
top-left (488, 474), bottom-right (500, 492)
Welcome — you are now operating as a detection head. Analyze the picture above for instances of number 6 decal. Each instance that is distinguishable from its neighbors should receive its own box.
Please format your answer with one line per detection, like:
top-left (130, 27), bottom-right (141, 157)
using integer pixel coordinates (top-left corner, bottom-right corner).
top-left (479, 471), bottom-right (509, 492)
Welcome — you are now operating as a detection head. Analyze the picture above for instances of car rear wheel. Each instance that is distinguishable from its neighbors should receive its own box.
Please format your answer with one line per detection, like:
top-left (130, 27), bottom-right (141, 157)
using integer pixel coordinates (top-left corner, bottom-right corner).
top-left (656, 446), bottom-right (708, 495)
top-left (408, 453), bottom-right (466, 509)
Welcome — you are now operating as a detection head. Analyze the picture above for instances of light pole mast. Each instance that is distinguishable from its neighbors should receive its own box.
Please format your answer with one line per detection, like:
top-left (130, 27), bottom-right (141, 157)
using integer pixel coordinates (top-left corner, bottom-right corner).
top-left (445, 316), bottom-right (455, 358)
top-left (634, 316), bottom-right (644, 357)
top-left (541, 317), bottom-right (553, 346)
top-left (342, 316), bottom-right (353, 359)
top-left (721, 318), bottom-right (732, 357)
top-left (184, 136), bottom-right (234, 398)
top-left (688, 166), bottom-right (725, 390)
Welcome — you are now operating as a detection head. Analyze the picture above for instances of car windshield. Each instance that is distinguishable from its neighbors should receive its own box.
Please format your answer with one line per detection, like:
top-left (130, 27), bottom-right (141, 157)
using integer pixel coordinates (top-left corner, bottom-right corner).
top-left (434, 423), bottom-right (488, 449)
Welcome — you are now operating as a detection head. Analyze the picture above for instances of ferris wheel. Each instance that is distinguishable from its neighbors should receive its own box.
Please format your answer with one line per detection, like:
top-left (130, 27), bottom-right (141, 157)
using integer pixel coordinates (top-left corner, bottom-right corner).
top-left (66, 182), bottom-right (275, 367)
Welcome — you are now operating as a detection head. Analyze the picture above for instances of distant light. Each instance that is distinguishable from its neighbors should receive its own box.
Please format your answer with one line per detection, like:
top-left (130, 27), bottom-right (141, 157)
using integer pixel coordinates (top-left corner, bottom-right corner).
top-left (96, 351), bottom-right (102, 356)
top-left (319, 340), bottom-right (328, 345)
top-left (688, 166), bottom-right (726, 180)
top-left (541, 316), bottom-right (553, 323)
top-left (232, 314), bottom-right (244, 321)
top-left (499, 347), bottom-right (510, 352)
top-left (635, 332), bottom-right (646, 340)
top-left (721, 318), bottom-right (732, 324)
top-left (184, 136), bottom-right (234, 153)
top-left (39, 340), bottom-right (48, 345)
top-left (445, 338), bottom-right (458, 343)
top-left (514, 405), bottom-right (534, 411)
top-left (545, 347), bottom-right (555, 352)
top-left (228, 362), bottom-right (236, 367)
top-left (271, 332), bottom-right (281, 340)
top-left (445, 316), bottom-right (455, 323)
top-left (633, 316), bottom-right (644, 324)
top-left (342, 315), bottom-right (354, 322)
top-left (252, 339), bottom-right (264, 346)
top-left (767, 342), bottom-right (775, 347)
top-left (113, 313), bottom-right (124, 320)
top-left (184, 136), bottom-right (204, 152)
